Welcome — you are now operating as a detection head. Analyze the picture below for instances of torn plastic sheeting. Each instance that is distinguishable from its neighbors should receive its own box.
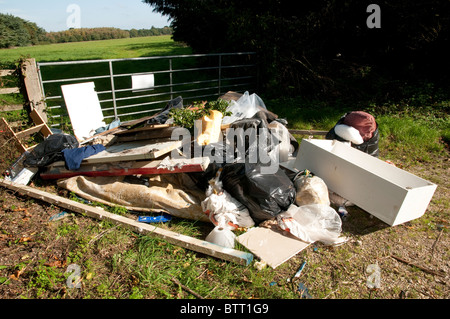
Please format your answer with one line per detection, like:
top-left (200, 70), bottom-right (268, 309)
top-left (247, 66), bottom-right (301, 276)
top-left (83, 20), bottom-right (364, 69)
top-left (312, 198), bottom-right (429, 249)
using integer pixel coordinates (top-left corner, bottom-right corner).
top-left (57, 174), bottom-right (210, 222)
top-left (277, 204), bottom-right (346, 245)
top-left (157, 156), bottom-right (188, 171)
top-left (221, 91), bottom-right (267, 125)
top-left (201, 169), bottom-right (255, 229)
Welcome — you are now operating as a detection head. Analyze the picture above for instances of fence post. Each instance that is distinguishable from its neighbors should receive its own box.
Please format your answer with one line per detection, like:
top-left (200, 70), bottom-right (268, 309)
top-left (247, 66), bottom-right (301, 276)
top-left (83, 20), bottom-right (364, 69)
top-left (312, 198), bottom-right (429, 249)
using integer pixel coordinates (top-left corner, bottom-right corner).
top-left (169, 58), bottom-right (173, 100)
top-left (218, 54), bottom-right (222, 96)
top-left (108, 60), bottom-right (118, 119)
top-left (21, 58), bottom-right (48, 123)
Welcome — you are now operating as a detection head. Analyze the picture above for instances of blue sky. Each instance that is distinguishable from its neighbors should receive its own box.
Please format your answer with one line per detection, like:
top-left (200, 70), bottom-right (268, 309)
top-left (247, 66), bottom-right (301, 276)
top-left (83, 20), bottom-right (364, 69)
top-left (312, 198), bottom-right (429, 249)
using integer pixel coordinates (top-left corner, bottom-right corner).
top-left (0, 0), bottom-right (171, 32)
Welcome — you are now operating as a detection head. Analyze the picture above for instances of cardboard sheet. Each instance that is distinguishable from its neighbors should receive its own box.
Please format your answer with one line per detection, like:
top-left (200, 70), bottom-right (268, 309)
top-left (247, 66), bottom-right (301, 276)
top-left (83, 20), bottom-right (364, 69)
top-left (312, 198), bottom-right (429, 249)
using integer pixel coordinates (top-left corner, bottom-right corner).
top-left (236, 226), bottom-right (310, 268)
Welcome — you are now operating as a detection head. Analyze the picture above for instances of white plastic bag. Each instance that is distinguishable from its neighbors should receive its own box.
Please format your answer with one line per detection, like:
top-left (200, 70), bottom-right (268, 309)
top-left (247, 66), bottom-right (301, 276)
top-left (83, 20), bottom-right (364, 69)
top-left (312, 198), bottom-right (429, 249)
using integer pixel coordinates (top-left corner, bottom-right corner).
top-left (201, 172), bottom-right (255, 229)
top-left (294, 173), bottom-right (330, 206)
top-left (277, 204), bottom-right (346, 245)
top-left (201, 188), bottom-right (255, 229)
top-left (221, 91), bottom-right (267, 124)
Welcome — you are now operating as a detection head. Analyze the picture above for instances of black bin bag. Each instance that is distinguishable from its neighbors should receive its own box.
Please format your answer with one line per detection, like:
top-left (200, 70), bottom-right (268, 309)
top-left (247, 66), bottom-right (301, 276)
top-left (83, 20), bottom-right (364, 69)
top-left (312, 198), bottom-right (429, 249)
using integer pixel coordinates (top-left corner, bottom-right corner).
top-left (220, 162), bottom-right (296, 224)
top-left (23, 133), bottom-right (79, 167)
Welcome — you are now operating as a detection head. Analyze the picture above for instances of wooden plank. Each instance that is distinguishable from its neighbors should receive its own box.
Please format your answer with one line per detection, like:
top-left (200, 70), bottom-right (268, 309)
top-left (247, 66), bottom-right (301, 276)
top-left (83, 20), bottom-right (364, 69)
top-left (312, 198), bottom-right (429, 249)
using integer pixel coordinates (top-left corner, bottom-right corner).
top-left (40, 157), bottom-right (210, 180)
top-left (84, 139), bottom-right (183, 164)
top-left (0, 69), bottom-right (14, 77)
top-left (0, 178), bottom-right (254, 266)
top-left (21, 58), bottom-right (47, 122)
top-left (114, 124), bottom-right (172, 135)
top-left (0, 87), bottom-right (20, 94)
top-left (15, 124), bottom-right (45, 139)
top-left (289, 129), bottom-right (328, 136)
top-left (119, 114), bottom-right (160, 129)
top-left (0, 104), bottom-right (24, 112)
top-left (79, 126), bottom-right (127, 145)
top-left (115, 126), bottom-right (177, 142)
top-left (29, 109), bottom-right (52, 137)
top-left (0, 117), bottom-right (27, 153)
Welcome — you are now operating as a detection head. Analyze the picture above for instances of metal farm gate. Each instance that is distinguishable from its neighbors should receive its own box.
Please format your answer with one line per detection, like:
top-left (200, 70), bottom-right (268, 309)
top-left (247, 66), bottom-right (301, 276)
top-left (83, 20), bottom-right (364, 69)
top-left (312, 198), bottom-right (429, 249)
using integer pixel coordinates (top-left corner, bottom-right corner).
top-left (37, 52), bottom-right (257, 128)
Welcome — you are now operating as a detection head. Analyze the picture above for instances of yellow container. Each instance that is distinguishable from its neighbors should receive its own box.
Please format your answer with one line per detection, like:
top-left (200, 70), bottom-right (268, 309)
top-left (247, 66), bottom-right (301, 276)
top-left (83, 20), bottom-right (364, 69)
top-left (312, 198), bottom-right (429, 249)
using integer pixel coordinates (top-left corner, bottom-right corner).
top-left (196, 110), bottom-right (223, 146)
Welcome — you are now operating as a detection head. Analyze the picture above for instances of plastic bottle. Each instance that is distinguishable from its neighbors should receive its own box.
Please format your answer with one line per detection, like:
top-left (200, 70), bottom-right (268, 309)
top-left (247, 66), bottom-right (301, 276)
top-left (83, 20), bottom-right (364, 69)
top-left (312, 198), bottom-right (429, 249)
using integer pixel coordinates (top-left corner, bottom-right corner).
top-left (338, 206), bottom-right (349, 220)
top-left (138, 213), bottom-right (172, 223)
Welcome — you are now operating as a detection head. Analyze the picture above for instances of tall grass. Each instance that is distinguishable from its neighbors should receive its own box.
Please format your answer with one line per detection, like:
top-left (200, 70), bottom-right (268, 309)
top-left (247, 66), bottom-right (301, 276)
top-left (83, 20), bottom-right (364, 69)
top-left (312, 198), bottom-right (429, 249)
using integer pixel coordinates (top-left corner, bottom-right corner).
top-left (263, 94), bottom-right (449, 165)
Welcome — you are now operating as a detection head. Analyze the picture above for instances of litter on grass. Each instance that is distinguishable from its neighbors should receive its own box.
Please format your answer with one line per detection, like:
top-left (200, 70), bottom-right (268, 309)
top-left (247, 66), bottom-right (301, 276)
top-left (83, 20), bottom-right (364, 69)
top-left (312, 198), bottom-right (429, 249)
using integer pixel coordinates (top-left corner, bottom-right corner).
top-left (1, 90), bottom-right (437, 268)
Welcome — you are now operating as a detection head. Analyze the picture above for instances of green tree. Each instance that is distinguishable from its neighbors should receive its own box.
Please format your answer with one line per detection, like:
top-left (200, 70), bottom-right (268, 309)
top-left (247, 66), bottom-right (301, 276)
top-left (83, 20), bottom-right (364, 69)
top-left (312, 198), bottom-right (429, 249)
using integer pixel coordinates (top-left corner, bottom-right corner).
top-left (0, 14), bottom-right (31, 48)
top-left (144, 0), bottom-right (450, 98)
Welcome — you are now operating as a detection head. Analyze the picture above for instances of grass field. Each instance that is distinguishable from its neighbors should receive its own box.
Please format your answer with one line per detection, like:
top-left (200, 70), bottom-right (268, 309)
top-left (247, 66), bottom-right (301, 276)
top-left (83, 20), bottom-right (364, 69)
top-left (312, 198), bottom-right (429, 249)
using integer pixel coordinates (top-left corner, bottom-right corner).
top-left (0, 35), bottom-right (191, 65)
top-left (1, 35), bottom-right (255, 128)
top-left (0, 36), bottom-right (449, 301)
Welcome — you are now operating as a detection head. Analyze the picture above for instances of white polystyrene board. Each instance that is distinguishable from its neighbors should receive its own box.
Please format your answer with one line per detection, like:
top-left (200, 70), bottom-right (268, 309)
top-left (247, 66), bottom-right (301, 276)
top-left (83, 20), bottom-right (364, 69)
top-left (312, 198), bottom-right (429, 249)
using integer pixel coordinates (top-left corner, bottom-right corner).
top-left (132, 73), bottom-right (154, 91)
top-left (293, 139), bottom-right (437, 226)
top-left (61, 82), bottom-right (105, 140)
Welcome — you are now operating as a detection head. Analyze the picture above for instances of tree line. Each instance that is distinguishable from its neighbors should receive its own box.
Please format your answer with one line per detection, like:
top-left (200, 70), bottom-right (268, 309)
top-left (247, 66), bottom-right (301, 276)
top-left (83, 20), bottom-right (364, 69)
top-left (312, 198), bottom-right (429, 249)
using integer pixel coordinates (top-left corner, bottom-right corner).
top-left (0, 13), bottom-right (172, 49)
top-left (45, 26), bottom-right (172, 43)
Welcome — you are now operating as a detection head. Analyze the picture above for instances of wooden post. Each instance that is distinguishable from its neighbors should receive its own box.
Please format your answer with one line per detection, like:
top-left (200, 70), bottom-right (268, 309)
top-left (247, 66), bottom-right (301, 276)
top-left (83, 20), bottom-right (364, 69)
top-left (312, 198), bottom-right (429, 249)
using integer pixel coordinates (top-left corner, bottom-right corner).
top-left (0, 178), bottom-right (254, 266)
top-left (21, 58), bottom-right (47, 123)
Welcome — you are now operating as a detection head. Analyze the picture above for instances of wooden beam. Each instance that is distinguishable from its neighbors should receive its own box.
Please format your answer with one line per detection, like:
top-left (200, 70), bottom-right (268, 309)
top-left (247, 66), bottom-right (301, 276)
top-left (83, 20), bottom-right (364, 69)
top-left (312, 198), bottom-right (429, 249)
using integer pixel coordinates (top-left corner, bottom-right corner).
top-left (0, 87), bottom-right (20, 94)
top-left (115, 126), bottom-right (177, 142)
top-left (40, 157), bottom-right (211, 180)
top-left (0, 178), bottom-right (254, 266)
top-left (288, 129), bottom-right (328, 136)
top-left (21, 58), bottom-right (47, 122)
top-left (84, 140), bottom-right (183, 164)
top-left (0, 104), bottom-right (24, 112)
top-left (29, 109), bottom-right (52, 137)
top-left (1, 112), bottom-right (51, 153)
top-left (114, 124), bottom-right (172, 135)
top-left (15, 124), bottom-right (45, 139)
top-left (0, 117), bottom-right (27, 153)
top-left (0, 69), bottom-right (14, 77)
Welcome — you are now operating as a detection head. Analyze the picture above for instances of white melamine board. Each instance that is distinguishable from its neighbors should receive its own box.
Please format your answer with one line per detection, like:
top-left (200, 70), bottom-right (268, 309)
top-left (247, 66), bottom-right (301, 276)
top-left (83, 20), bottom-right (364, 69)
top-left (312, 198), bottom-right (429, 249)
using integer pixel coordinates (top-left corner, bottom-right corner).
top-left (293, 139), bottom-right (437, 226)
top-left (83, 140), bottom-right (183, 163)
top-left (61, 82), bottom-right (105, 140)
top-left (132, 74), bottom-right (154, 90)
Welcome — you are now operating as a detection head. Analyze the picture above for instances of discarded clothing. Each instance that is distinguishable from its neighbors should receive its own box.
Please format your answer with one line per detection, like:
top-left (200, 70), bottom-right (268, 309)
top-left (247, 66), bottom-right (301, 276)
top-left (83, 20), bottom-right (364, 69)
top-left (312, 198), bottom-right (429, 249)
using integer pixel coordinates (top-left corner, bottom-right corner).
top-left (147, 96), bottom-right (183, 125)
top-left (62, 144), bottom-right (106, 170)
top-left (23, 133), bottom-right (79, 167)
top-left (326, 111), bottom-right (379, 157)
top-left (342, 111), bottom-right (377, 141)
top-left (95, 118), bottom-right (121, 134)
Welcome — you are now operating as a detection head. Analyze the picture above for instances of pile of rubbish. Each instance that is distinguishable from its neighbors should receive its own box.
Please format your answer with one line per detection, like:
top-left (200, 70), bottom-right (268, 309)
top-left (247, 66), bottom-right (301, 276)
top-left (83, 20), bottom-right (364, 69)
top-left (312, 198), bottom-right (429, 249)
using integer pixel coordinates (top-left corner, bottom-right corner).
top-left (3, 89), bottom-right (436, 268)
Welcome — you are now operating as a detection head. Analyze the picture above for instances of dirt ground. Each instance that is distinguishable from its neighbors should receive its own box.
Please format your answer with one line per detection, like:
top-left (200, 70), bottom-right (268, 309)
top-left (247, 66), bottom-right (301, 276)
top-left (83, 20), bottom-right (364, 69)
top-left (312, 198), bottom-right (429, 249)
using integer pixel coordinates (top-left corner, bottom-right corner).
top-left (0, 130), bottom-right (448, 299)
